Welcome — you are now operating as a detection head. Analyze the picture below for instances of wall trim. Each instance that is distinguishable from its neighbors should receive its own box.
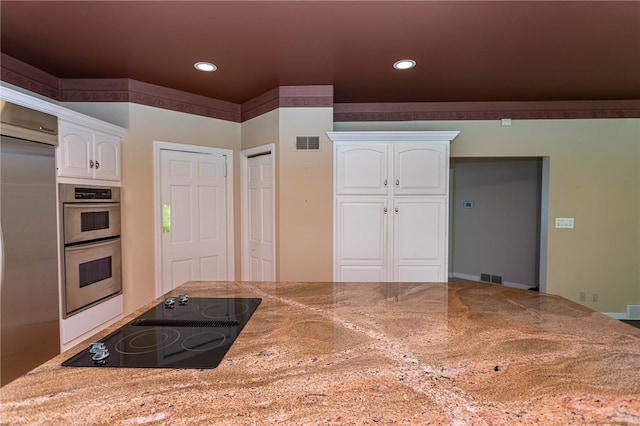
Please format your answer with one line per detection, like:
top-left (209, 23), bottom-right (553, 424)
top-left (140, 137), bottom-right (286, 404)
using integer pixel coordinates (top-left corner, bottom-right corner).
top-left (241, 85), bottom-right (333, 122)
top-left (3, 52), bottom-right (638, 123)
top-left (333, 100), bottom-right (640, 121)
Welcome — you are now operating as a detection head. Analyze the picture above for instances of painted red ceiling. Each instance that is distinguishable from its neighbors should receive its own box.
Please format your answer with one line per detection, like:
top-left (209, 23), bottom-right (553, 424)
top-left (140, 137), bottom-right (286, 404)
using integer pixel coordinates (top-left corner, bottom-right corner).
top-left (1, 1), bottom-right (639, 105)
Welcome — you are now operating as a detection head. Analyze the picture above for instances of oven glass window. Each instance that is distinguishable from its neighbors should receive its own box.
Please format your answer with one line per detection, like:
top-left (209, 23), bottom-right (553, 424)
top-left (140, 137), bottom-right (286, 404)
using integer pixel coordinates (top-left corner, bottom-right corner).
top-left (80, 211), bottom-right (110, 232)
top-left (79, 257), bottom-right (112, 287)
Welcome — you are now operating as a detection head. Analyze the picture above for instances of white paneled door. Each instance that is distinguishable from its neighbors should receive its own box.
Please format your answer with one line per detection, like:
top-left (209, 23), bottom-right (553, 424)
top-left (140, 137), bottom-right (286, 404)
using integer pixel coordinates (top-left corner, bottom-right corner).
top-left (247, 153), bottom-right (275, 281)
top-left (160, 149), bottom-right (228, 294)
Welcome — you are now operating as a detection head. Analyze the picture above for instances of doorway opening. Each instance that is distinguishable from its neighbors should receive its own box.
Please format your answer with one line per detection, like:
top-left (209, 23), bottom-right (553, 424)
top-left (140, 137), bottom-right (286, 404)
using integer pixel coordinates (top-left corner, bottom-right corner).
top-left (449, 157), bottom-right (549, 292)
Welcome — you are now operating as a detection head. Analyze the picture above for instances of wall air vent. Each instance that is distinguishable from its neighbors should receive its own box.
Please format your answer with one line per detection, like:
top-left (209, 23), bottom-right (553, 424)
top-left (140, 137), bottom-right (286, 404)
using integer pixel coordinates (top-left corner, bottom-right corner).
top-left (491, 274), bottom-right (503, 285)
top-left (480, 273), bottom-right (491, 282)
top-left (296, 136), bottom-right (320, 151)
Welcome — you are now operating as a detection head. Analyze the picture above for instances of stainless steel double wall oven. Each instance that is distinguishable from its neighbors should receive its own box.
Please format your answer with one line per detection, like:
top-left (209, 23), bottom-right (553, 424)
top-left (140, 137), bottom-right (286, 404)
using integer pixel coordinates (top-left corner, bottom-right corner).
top-left (60, 184), bottom-right (122, 317)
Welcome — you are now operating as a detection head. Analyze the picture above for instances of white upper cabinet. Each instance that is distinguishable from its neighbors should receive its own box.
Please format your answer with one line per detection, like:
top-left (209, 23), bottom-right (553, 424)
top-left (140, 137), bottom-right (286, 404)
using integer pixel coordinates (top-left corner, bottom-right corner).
top-left (335, 141), bottom-right (449, 196)
top-left (58, 121), bottom-right (120, 181)
top-left (335, 144), bottom-right (389, 195)
top-left (394, 143), bottom-right (447, 195)
top-left (93, 132), bottom-right (120, 181)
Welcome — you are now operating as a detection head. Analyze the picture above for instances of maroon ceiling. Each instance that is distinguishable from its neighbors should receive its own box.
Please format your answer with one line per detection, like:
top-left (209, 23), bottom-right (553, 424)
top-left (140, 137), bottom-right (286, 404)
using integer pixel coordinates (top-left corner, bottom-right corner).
top-left (1, 1), bottom-right (639, 105)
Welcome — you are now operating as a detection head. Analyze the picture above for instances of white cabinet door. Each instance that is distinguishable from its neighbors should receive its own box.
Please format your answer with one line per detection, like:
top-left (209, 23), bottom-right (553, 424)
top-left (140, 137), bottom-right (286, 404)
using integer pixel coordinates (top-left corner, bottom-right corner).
top-left (94, 132), bottom-right (120, 181)
top-left (58, 124), bottom-right (93, 179)
top-left (58, 122), bottom-right (121, 181)
top-left (394, 143), bottom-right (448, 195)
top-left (335, 197), bottom-right (388, 281)
top-left (336, 144), bottom-right (389, 195)
top-left (393, 197), bottom-right (447, 282)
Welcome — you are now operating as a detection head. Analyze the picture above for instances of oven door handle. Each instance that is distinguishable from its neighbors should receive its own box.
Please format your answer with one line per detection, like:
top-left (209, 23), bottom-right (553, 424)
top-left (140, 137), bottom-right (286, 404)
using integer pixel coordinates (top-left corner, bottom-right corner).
top-left (65, 238), bottom-right (120, 252)
top-left (64, 203), bottom-right (119, 210)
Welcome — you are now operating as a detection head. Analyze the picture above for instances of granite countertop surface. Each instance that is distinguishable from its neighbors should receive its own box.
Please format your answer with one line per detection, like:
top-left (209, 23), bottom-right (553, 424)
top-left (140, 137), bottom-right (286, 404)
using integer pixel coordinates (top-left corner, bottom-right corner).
top-left (1, 281), bottom-right (639, 425)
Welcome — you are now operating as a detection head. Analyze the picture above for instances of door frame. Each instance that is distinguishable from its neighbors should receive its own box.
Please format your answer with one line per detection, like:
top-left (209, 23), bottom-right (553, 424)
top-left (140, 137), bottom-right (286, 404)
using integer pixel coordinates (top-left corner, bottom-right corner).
top-left (153, 141), bottom-right (235, 297)
top-left (240, 144), bottom-right (276, 280)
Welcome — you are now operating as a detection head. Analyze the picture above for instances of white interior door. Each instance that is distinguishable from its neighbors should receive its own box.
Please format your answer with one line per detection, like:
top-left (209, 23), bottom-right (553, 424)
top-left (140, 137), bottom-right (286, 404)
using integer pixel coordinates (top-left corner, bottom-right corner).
top-left (246, 153), bottom-right (275, 280)
top-left (160, 149), bottom-right (228, 294)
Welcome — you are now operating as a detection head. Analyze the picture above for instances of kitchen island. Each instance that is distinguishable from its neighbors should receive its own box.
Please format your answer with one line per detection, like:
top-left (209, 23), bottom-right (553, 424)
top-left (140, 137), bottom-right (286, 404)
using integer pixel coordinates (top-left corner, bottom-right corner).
top-left (1, 281), bottom-right (639, 425)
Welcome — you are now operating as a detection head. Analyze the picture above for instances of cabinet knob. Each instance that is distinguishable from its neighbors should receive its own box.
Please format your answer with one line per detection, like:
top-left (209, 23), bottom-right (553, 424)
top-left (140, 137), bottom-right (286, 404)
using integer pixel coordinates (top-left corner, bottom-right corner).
top-left (89, 160), bottom-right (94, 168)
top-left (395, 207), bottom-right (399, 214)
top-left (383, 207), bottom-right (388, 214)
top-left (95, 161), bottom-right (100, 169)
top-left (383, 179), bottom-right (388, 187)
top-left (395, 179), bottom-right (399, 186)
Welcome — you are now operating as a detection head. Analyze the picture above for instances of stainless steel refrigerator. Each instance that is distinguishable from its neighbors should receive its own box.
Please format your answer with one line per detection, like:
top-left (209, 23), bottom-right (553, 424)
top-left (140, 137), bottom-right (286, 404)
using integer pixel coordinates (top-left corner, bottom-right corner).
top-left (0, 101), bottom-right (60, 386)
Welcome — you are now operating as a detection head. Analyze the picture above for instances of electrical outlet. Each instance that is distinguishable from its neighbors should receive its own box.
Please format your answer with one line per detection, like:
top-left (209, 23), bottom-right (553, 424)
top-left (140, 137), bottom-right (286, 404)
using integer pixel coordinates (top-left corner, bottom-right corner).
top-left (579, 292), bottom-right (586, 302)
top-left (591, 293), bottom-right (598, 303)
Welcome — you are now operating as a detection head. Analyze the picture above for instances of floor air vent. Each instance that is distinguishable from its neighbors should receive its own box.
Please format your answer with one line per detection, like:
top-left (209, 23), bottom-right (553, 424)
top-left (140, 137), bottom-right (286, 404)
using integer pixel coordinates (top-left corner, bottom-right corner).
top-left (296, 136), bottom-right (320, 150)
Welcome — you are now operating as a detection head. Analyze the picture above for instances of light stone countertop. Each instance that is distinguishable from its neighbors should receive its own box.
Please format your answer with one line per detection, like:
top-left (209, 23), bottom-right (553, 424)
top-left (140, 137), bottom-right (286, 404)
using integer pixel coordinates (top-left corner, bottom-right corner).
top-left (1, 281), bottom-right (639, 425)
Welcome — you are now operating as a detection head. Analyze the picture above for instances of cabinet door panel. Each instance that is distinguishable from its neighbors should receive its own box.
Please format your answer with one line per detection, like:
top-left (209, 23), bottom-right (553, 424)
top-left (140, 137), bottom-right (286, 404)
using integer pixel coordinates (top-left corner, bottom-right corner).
top-left (58, 124), bottom-right (92, 179)
top-left (94, 133), bottom-right (120, 181)
top-left (336, 197), bottom-right (388, 281)
top-left (393, 197), bottom-right (446, 282)
top-left (336, 145), bottom-right (389, 195)
top-left (394, 143), bottom-right (447, 195)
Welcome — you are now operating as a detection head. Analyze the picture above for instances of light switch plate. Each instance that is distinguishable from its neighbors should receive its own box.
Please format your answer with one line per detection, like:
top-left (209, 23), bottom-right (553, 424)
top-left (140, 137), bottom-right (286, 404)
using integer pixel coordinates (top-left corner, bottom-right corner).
top-left (555, 218), bottom-right (574, 229)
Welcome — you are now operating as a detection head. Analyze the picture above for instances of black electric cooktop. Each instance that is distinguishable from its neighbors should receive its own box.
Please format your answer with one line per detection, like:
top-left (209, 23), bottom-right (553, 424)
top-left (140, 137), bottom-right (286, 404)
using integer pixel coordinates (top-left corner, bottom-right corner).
top-left (62, 297), bottom-right (261, 369)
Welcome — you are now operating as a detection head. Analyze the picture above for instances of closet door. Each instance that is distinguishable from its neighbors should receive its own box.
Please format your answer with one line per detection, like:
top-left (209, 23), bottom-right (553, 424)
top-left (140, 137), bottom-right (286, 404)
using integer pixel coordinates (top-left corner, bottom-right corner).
top-left (393, 143), bottom-right (448, 195)
top-left (335, 197), bottom-right (388, 281)
top-left (336, 144), bottom-right (389, 195)
top-left (392, 197), bottom-right (447, 282)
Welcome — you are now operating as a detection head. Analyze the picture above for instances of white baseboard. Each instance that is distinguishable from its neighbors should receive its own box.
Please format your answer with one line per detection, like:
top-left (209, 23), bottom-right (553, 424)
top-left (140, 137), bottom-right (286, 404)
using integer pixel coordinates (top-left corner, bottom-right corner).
top-left (603, 312), bottom-right (631, 320)
top-left (451, 272), bottom-right (535, 291)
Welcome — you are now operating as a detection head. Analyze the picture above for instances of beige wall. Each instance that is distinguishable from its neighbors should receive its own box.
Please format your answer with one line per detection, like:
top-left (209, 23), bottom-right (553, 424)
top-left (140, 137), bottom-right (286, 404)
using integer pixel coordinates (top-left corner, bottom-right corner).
top-left (61, 97), bottom-right (640, 313)
top-left (276, 108), bottom-right (334, 281)
top-left (240, 108), bottom-right (335, 281)
top-left (121, 104), bottom-right (241, 313)
top-left (335, 119), bottom-right (640, 312)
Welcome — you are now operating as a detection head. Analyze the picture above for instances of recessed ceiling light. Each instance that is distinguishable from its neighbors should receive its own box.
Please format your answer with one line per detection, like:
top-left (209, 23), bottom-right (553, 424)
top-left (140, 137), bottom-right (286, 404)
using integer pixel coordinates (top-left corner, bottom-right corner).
top-left (194, 61), bottom-right (217, 72)
top-left (393, 59), bottom-right (416, 70)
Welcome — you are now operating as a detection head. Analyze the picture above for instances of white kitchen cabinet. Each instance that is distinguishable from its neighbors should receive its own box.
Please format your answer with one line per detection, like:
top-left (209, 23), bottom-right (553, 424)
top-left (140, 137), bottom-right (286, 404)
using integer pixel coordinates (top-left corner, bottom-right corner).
top-left (335, 197), bottom-right (389, 281)
top-left (394, 143), bottom-right (447, 195)
top-left (335, 144), bottom-right (389, 195)
top-left (393, 196), bottom-right (447, 282)
top-left (335, 142), bottom-right (448, 196)
top-left (328, 131), bottom-right (459, 283)
top-left (58, 121), bottom-right (120, 181)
